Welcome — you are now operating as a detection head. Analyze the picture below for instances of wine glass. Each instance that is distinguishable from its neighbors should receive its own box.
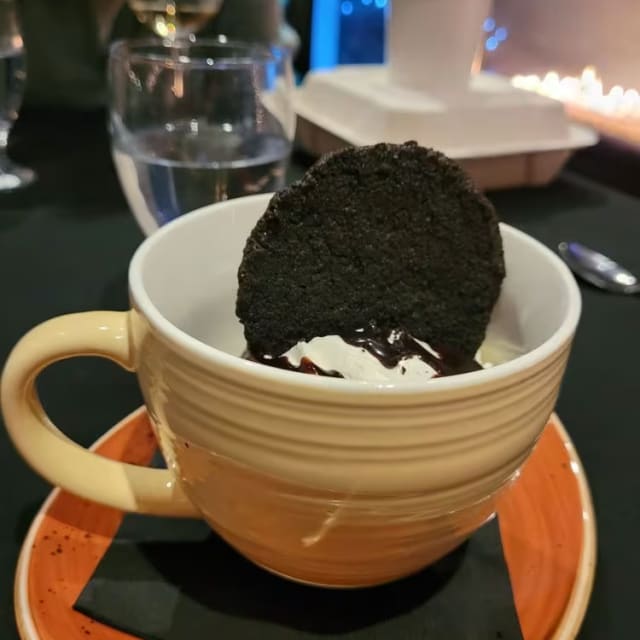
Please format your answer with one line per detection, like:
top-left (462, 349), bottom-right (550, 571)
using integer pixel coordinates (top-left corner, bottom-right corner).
top-left (109, 37), bottom-right (295, 235)
top-left (128, 0), bottom-right (224, 38)
top-left (0, 0), bottom-right (35, 191)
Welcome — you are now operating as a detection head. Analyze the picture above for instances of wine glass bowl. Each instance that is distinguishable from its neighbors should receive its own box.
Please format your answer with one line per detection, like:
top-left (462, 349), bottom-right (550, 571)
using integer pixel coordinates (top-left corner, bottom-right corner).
top-left (0, 0), bottom-right (35, 191)
top-left (108, 37), bottom-right (295, 235)
top-left (128, 0), bottom-right (224, 38)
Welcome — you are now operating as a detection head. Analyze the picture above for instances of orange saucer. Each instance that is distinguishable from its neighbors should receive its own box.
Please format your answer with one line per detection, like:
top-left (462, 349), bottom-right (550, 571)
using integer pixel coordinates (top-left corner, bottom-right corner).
top-left (14, 408), bottom-right (596, 640)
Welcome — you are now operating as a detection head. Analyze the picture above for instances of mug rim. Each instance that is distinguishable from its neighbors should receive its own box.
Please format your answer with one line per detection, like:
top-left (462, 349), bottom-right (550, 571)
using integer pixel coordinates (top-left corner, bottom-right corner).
top-left (128, 193), bottom-right (582, 395)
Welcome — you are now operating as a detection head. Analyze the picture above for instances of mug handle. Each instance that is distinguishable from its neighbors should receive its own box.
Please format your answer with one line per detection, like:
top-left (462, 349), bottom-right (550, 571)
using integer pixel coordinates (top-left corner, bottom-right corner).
top-left (1, 311), bottom-right (199, 517)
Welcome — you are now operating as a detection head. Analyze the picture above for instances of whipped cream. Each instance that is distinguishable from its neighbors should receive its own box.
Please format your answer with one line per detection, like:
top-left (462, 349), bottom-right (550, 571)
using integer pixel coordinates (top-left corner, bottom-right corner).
top-left (275, 334), bottom-right (441, 382)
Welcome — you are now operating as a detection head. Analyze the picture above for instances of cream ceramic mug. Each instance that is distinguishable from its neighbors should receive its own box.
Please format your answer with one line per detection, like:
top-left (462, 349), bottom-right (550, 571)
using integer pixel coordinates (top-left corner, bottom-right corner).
top-left (1, 193), bottom-right (581, 587)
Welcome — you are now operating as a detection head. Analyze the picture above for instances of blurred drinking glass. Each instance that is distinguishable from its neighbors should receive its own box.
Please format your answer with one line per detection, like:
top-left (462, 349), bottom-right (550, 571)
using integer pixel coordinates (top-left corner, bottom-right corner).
top-left (109, 37), bottom-right (295, 234)
top-left (0, 0), bottom-right (35, 191)
top-left (128, 0), bottom-right (224, 38)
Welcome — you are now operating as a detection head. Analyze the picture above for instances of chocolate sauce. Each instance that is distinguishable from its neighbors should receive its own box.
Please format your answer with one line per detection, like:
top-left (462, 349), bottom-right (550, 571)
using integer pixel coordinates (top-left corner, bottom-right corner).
top-left (247, 323), bottom-right (481, 379)
top-left (343, 324), bottom-right (482, 378)
top-left (244, 351), bottom-right (343, 378)
top-left (266, 355), bottom-right (344, 378)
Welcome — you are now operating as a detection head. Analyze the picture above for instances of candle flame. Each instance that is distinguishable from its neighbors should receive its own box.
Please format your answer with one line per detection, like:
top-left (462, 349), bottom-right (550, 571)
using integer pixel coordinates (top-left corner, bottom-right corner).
top-left (512, 66), bottom-right (640, 119)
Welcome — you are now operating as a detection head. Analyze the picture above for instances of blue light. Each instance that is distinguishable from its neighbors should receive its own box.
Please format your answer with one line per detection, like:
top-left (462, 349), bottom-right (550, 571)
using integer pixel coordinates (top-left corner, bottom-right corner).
top-left (483, 17), bottom-right (496, 32)
top-left (374, 0), bottom-right (387, 7)
top-left (341, 0), bottom-right (353, 15)
top-left (485, 36), bottom-right (499, 51)
top-left (310, 0), bottom-right (339, 70)
top-left (495, 27), bottom-right (508, 41)
top-left (362, 0), bottom-right (372, 4)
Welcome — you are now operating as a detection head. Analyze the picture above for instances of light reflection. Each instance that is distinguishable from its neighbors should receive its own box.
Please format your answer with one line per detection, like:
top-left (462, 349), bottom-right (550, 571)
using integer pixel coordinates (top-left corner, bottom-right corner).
top-left (341, 0), bottom-right (353, 15)
top-left (495, 27), bottom-right (508, 42)
top-left (614, 272), bottom-right (637, 286)
top-left (485, 36), bottom-right (498, 52)
top-left (483, 17), bottom-right (496, 32)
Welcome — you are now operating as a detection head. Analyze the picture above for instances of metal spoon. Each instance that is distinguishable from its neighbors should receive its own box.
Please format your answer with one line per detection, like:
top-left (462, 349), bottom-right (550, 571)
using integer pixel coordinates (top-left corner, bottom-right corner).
top-left (558, 241), bottom-right (640, 294)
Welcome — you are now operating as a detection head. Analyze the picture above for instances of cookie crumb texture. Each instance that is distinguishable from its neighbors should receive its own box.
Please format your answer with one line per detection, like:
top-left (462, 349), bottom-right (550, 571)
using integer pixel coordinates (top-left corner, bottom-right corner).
top-left (237, 142), bottom-right (505, 358)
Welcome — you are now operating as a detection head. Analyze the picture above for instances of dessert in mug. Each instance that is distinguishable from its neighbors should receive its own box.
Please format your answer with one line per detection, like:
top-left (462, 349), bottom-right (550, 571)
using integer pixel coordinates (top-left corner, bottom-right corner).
top-left (0, 138), bottom-right (580, 589)
top-left (237, 141), bottom-right (507, 380)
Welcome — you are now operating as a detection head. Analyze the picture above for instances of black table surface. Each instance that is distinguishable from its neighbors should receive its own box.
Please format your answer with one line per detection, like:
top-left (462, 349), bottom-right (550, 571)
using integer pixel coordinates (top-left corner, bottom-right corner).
top-left (1, 109), bottom-right (639, 639)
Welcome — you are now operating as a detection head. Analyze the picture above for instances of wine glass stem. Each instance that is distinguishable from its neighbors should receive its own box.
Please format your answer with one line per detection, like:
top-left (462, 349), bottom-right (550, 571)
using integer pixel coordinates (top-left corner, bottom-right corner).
top-left (0, 129), bottom-right (11, 170)
top-left (0, 123), bottom-right (36, 189)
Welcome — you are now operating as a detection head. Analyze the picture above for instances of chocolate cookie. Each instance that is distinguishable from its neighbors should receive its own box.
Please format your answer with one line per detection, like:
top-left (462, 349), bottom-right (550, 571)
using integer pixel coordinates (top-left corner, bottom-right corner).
top-left (236, 141), bottom-right (505, 358)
